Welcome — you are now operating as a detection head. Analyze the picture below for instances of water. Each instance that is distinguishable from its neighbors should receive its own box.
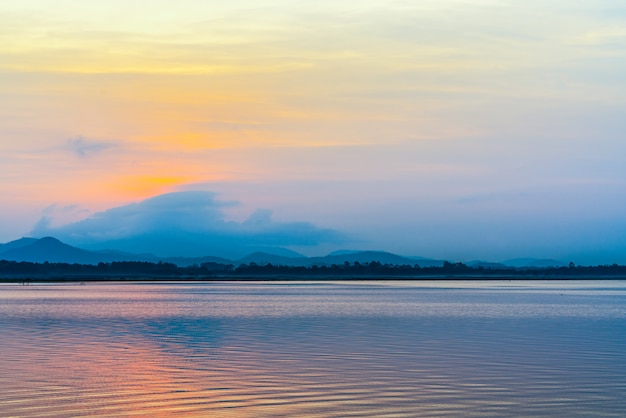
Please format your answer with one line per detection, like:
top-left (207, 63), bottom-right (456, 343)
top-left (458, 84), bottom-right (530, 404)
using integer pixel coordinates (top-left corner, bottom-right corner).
top-left (1, 280), bottom-right (625, 417)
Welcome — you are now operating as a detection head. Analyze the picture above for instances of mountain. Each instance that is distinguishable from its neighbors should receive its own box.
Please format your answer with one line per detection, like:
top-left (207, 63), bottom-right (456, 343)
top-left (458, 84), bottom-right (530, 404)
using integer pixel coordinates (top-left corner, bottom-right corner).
top-left (0, 237), bottom-right (38, 253)
top-left (324, 250), bottom-right (435, 265)
top-left (0, 237), bottom-right (305, 266)
top-left (405, 256), bottom-right (446, 268)
top-left (0, 237), bottom-right (453, 268)
top-left (327, 249), bottom-right (362, 256)
top-left (467, 260), bottom-right (511, 269)
top-left (163, 255), bottom-right (233, 267)
top-left (0, 237), bottom-right (103, 264)
top-left (6, 236), bottom-right (565, 270)
top-left (233, 250), bottom-right (445, 268)
top-left (0, 237), bottom-right (160, 264)
top-left (502, 258), bottom-right (566, 268)
top-left (314, 251), bottom-right (414, 266)
top-left (236, 252), bottom-right (303, 266)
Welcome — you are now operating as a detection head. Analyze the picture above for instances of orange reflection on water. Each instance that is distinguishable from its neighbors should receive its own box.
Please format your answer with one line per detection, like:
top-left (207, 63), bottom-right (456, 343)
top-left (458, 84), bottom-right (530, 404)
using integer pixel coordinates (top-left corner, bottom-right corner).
top-left (2, 283), bottom-right (626, 417)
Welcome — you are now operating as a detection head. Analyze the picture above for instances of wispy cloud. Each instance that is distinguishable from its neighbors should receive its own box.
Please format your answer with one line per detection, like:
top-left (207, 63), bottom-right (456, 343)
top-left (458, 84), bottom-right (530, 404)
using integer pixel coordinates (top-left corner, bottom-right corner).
top-left (32, 203), bottom-right (91, 232)
top-left (67, 136), bottom-right (116, 158)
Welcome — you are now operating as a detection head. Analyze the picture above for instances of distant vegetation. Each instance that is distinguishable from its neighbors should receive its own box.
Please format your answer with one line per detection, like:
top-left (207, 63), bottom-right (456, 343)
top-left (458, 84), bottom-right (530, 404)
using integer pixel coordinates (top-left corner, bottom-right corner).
top-left (2, 259), bottom-right (626, 280)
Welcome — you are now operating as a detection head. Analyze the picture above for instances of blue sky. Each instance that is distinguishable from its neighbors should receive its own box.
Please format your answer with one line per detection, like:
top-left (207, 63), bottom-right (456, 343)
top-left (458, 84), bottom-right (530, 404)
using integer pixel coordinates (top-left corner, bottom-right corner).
top-left (1, 1), bottom-right (625, 263)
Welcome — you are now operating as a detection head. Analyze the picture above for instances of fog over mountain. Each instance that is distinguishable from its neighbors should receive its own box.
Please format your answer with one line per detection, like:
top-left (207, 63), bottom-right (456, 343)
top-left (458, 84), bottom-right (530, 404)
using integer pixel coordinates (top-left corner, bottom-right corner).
top-left (17, 189), bottom-right (625, 266)
top-left (18, 189), bottom-right (618, 266)
top-left (30, 191), bottom-right (342, 259)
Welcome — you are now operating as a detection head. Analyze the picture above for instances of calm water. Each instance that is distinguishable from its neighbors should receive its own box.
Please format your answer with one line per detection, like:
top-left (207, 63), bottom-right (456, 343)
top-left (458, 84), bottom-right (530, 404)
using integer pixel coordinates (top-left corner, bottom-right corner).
top-left (1, 280), bottom-right (625, 417)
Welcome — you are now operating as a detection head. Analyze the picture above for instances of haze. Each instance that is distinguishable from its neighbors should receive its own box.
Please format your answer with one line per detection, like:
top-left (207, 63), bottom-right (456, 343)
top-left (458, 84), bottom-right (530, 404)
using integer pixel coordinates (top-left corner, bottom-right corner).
top-left (1, 1), bottom-right (625, 264)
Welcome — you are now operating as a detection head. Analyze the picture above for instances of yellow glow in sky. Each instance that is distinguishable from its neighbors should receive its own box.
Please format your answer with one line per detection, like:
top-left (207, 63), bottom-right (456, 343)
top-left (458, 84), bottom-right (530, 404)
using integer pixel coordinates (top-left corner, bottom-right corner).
top-left (1, 1), bottom-right (625, 263)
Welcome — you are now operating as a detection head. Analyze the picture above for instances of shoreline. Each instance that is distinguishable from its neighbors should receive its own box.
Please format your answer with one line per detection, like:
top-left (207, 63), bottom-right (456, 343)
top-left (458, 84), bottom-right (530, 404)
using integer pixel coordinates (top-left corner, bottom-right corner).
top-left (3, 274), bottom-right (626, 283)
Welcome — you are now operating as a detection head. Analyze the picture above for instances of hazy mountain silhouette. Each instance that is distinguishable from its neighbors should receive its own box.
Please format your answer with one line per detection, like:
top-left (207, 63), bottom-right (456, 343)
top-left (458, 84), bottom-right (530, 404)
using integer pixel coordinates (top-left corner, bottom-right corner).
top-left (0, 237), bottom-right (38, 253)
top-left (310, 251), bottom-right (425, 267)
top-left (502, 258), bottom-right (566, 268)
top-left (467, 260), bottom-right (511, 269)
top-left (237, 250), bottom-right (444, 268)
top-left (1, 237), bottom-right (441, 267)
top-left (0, 237), bottom-right (311, 266)
top-left (0, 237), bottom-right (101, 264)
top-left (0, 237), bottom-right (157, 264)
top-left (327, 251), bottom-right (445, 267)
top-left (1, 236), bottom-right (566, 269)
top-left (236, 252), bottom-right (301, 266)
top-left (161, 255), bottom-right (234, 268)
top-left (327, 249), bottom-right (362, 256)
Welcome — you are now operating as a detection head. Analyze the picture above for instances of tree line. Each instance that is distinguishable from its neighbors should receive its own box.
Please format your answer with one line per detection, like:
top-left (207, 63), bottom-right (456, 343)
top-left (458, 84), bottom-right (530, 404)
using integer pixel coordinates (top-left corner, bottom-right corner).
top-left (2, 259), bottom-right (626, 279)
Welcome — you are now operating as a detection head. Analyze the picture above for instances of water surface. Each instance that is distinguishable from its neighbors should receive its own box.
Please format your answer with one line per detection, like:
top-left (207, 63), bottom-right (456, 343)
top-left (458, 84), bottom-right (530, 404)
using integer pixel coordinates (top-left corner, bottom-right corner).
top-left (1, 280), bottom-right (625, 417)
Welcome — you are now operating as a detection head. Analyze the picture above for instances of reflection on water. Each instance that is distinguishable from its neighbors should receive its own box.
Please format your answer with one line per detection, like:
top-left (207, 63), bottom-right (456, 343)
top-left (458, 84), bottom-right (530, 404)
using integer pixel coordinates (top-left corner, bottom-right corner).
top-left (1, 281), bottom-right (625, 417)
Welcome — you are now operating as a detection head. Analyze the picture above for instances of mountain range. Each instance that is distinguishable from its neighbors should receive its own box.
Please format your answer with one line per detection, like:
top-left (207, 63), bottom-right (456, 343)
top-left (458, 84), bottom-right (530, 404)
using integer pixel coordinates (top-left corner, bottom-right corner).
top-left (0, 236), bottom-right (566, 268)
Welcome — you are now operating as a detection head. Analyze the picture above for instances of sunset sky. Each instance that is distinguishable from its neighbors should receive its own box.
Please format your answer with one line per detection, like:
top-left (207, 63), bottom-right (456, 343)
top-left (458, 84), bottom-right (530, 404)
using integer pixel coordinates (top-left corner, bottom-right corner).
top-left (2, 1), bottom-right (625, 263)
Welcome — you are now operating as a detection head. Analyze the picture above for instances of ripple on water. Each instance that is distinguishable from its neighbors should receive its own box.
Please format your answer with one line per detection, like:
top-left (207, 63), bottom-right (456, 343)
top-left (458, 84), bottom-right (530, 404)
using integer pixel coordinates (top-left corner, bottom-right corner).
top-left (1, 281), bottom-right (625, 417)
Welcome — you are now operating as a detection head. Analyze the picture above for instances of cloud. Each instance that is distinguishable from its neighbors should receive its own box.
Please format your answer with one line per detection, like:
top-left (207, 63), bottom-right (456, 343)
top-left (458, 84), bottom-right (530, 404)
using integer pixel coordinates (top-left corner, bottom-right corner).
top-left (31, 203), bottom-right (91, 232)
top-left (31, 191), bottom-right (342, 257)
top-left (67, 136), bottom-right (116, 158)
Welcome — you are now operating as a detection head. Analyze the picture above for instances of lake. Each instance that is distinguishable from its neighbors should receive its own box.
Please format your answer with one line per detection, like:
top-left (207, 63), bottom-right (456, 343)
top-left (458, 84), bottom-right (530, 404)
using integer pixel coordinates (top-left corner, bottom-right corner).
top-left (1, 280), bottom-right (625, 417)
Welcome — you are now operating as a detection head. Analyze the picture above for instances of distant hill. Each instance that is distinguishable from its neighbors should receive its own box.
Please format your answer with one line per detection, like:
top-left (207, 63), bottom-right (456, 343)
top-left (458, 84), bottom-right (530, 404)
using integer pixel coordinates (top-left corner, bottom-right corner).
top-left (0, 237), bottom-right (157, 264)
top-left (325, 250), bottom-right (444, 267)
top-left (2, 236), bottom-right (571, 270)
top-left (235, 250), bottom-right (443, 268)
top-left (405, 256), bottom-right (446, 268)
top-left (236, 252), bottom-right (303, 266)
top-left (327, 249), bottom-right (362, 256)
top-left (0, 237), bottom-right (38, 253)
top-left (0, 237), bottom-right (307, 266)
top-left (314, 251), bottom-right (414, 266)
top-left (467, 260), bottom-right (511, 269)
top-left (502, 258), bottom-right (566, 268)
top-left (163, 255), bottom-right (233, 267)
top-left (0, 237), bottom-right (451, 267)
top-left (308, 251), bottom-right (441, 267)
top-left (0, 237), bottom-right (102, 264)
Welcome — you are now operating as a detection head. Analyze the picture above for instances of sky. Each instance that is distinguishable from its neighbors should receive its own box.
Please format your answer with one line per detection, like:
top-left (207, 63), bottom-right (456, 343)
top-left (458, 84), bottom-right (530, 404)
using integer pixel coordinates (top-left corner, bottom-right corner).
top-left (1, 0), bottom-right (626, 264)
